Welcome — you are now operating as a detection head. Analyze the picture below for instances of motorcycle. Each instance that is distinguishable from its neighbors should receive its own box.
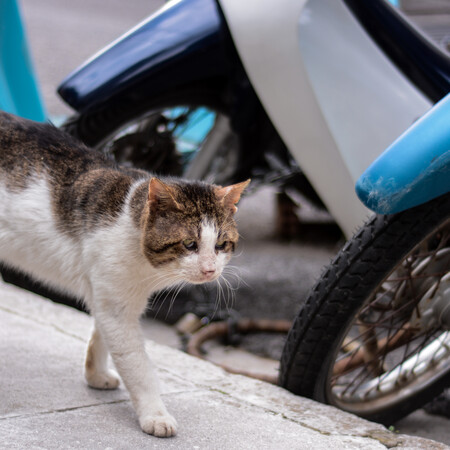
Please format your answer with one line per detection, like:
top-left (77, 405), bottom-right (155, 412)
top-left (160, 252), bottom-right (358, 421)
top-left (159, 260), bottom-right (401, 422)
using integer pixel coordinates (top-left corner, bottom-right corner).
top-left (1, 0), bottom-right (450, 422)
top-left (8, 0), bottom-right (447, 308)
top-left (53, 0), bottom-right (450, 422)
top-left (280, 92), bottom-right (450, 425)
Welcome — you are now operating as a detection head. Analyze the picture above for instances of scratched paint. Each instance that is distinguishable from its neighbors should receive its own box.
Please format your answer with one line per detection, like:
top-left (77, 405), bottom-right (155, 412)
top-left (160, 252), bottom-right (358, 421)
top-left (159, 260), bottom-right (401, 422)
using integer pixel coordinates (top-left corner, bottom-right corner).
top-left (356, 150), bottom-right (450, 214)
top-left (356, 93), bottom-right (450, 215)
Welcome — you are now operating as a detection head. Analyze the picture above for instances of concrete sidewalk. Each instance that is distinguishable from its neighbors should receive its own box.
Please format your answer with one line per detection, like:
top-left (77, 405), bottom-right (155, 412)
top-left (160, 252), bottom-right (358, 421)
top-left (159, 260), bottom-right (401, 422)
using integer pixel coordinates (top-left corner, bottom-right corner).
top-left (0, 280), bottom-right (447, 450)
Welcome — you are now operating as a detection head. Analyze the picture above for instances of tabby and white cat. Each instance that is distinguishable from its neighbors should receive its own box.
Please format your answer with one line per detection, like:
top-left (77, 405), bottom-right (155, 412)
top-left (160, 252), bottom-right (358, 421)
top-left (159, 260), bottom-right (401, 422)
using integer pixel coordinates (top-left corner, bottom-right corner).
top-left (0, 111), bottom-right (249, 437)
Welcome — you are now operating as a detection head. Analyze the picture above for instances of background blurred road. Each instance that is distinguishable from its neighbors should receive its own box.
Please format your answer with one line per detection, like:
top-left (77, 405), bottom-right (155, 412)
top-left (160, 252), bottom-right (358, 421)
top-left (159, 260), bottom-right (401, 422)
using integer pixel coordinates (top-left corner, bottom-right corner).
top-left (18, 0), bottom-right (450, 444)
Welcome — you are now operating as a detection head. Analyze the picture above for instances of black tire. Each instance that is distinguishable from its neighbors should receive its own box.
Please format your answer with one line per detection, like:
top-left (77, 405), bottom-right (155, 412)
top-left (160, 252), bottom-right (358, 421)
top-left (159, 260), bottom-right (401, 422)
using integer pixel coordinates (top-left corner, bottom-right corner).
top-left (279, 192), bottom-right (450, 425)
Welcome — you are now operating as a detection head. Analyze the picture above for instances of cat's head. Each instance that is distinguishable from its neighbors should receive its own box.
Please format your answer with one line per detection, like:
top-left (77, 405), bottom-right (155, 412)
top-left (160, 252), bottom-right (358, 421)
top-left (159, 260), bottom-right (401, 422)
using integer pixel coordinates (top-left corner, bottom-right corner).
top-left (141, 178), bottom-right (249, 284)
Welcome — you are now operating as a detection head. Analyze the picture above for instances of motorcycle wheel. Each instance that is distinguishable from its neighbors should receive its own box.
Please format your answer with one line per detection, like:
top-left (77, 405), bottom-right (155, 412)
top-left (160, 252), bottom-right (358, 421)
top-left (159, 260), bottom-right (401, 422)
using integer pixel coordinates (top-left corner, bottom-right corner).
top-left (62, 95), bottom-right (239, 185)
top-left (279, 192), bottom-right (450, 425)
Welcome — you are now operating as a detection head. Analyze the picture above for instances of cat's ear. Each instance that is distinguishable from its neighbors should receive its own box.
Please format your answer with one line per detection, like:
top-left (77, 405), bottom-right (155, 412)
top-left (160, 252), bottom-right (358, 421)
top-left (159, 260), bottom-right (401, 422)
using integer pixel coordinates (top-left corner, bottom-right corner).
top-left (215, 179), bottom-right (250, 214)
top-left (148, 178), bottom-right (181, 212)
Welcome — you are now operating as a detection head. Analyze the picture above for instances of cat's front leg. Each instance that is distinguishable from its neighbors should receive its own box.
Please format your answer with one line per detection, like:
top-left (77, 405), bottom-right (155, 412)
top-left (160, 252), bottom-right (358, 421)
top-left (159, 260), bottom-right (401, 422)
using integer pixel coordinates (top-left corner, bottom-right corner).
top-left (85, 326), bottom-right (120, 390)
top-left (91, 309), bottom-right (177, 437)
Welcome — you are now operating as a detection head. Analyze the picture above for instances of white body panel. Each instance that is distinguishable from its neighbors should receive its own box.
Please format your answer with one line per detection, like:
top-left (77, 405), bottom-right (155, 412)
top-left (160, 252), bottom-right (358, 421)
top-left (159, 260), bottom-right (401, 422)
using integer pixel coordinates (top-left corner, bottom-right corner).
top-left (220, 0), bottom-right (431, 236)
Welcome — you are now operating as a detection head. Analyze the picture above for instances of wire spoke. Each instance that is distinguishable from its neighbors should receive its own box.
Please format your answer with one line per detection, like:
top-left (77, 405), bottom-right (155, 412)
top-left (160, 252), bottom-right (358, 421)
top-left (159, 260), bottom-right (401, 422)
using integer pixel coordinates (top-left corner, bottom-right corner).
top-left (330, 224), bottom-right (450, 405)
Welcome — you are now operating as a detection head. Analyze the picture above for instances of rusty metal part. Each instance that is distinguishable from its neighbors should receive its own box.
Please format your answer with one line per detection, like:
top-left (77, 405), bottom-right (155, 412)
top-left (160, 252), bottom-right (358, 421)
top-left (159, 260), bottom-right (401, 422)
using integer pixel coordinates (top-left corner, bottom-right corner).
top-left (174, 312), bottom-right (203, 335)
top-left (186, 318), bottom-right (292, 384)
top-left (358, 325), bottom-right (385, 376)
top-left (333, 324), bottom-right (415, 376)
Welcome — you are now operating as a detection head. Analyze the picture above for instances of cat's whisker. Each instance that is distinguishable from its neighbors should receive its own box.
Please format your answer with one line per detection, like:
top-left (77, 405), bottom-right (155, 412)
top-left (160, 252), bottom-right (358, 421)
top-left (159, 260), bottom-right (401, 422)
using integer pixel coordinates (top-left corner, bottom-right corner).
top-left (216, 278), bottom-right (227, 315)
top-left (222, 265), bottom-right (246, 290)
top-left (211, 279), bottom-right (223, 320)
top-left (147, 285), bottom-right (172, 307)
top-left (218, 264), bottom-right (246, 313)
top-left (141, 268), bottom-right (181, 285)
top-left (232, 247), bottom-right (245, 259)
top-left (151, 282), bottom-right (182, 319)
top-left (151, 274), bottom-right (184, 300)
top-left (165, 281), bottom-right (189, 321)
top-left (147, 273), bottom-right (184, 310)
top-left (219, 275), bottom-right (235, 312)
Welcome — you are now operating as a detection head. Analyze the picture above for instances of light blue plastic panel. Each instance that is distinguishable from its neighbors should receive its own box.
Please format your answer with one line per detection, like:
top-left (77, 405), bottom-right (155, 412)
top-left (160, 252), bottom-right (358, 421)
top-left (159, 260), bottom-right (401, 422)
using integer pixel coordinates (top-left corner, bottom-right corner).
top-left (0, 0), bottom-right (46, 121)
top-left (356, 92), bottom-right (450, 214)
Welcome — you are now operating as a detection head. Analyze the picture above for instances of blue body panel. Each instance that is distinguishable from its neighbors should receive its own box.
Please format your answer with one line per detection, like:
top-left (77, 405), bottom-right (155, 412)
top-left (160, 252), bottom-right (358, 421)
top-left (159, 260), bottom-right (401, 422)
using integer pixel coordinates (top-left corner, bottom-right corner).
top-left (58, 0), bottom-right (228, 113)
top-left (356, 93), bottom-right (450, 214)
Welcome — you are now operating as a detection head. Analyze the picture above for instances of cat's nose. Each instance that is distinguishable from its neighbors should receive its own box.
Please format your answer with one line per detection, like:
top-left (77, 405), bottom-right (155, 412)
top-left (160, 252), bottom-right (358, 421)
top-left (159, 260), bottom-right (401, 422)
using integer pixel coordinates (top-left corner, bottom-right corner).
top-left (199, 258), bottom-right (217, 280)
top-left (200, 262), bottom-right (216, 279)
top-left (201, 268), bottom-right (216, 278)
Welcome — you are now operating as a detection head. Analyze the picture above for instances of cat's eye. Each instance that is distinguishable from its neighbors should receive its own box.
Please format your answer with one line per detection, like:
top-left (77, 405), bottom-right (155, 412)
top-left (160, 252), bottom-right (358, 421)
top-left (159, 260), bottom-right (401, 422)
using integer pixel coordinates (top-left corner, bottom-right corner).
top-left (215, 241), bottom-right (228, 251)
top-left (183, 239), bottom-right (197, 251)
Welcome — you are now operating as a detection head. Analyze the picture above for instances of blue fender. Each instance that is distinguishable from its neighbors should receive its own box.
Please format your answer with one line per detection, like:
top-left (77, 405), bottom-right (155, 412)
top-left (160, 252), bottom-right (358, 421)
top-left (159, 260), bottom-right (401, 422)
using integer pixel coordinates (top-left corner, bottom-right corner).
top-left (356, 92), bottom-right (450, 214)
top-left (58, 0), bottom-right (230, 113)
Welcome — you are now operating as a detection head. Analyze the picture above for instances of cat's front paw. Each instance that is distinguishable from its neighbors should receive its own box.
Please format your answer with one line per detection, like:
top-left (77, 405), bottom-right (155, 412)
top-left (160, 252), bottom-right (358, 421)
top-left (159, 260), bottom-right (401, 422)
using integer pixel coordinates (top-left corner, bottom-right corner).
top-left (140, 413), bottom-right (178, 437)
top-left (85, 369), bottom-right (120, 390)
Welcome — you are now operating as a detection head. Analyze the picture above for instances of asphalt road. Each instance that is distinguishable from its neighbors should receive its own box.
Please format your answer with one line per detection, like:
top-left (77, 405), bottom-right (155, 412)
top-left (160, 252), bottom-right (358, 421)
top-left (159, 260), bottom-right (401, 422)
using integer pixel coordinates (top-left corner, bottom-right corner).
top-left (17, 0), bottom-right (450, 445)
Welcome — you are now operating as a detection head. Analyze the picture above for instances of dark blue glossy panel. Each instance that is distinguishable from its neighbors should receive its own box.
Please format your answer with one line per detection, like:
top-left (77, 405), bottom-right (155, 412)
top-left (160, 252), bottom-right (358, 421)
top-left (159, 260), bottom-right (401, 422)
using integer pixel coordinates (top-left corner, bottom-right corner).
top-left (58, 0), bottom-right (228, 112)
